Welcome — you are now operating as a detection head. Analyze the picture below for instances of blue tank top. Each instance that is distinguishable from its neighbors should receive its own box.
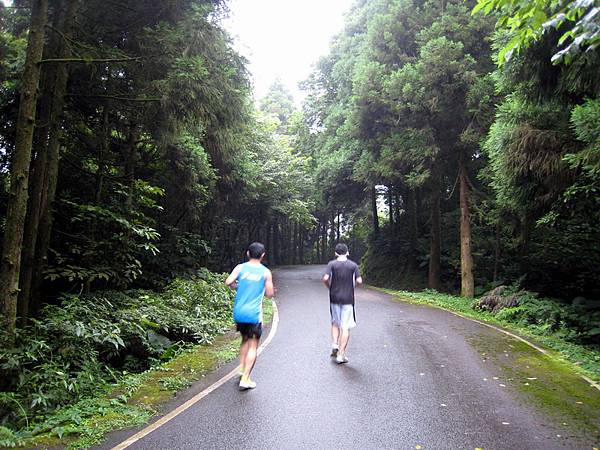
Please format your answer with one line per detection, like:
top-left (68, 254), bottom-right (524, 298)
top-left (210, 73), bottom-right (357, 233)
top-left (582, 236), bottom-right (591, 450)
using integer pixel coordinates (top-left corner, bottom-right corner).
top-left (233, 262), bottom-right (267, 324)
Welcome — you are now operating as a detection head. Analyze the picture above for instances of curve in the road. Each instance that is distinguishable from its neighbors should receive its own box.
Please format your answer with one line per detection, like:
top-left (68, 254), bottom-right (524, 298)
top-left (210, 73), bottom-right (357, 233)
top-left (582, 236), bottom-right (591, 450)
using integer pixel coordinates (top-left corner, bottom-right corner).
top-left (110, 301), bottom-right (280, 450)
top-left (426, 304), bottom-right (600, 393)
top-left (101, 265), bottom-right (599, 450)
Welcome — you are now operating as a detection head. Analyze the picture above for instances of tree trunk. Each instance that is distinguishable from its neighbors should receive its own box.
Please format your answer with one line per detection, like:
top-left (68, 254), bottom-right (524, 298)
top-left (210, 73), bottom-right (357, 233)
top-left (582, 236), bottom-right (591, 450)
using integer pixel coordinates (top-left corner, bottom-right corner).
top-left (265, 221), bottom-right (274, 266)
top-left (298, 228), bottom-right (304, 264)
top-left (493, 219), bottom-right (501, 283)
top-left (371, 186), bottom-right (379, 237)
top-left (428, 163), bottom-right (441, 290)
top-left (273, 221), bottom-right (281, 266)
top-left (329, 213), bottom-right (336, 254)
top-left (388, 184), bottom-right (394, 225)
top-left (408, 188), bottom-right (418, 271)
top-left (459, 149), bottom-right (474, 298)
top-left (336, 211), bottom-right (341, 242)
top-left (20, 0), bottom-right (77, 320)
top-left (282, 220), bottom-right (289, 265)
top-left (0, 0), bottom-right (49, 333)
top-left (291, 222), bottom-right (298, 265)
top-left (18, 69), bottom-right (53, 323)
top-left (315, 223), bottom-right (320, 264)
top-left (124, 126), bottom-right (138, 209)
top-left (321, 219), bottom-right (327, 262)
top-left (519, 213), bottom-right (533, 275)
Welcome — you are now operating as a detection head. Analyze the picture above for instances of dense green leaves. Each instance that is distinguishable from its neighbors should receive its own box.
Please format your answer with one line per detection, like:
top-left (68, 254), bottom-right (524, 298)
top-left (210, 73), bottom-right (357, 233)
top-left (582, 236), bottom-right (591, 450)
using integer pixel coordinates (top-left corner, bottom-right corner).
top-left (473, 0), bottom-right (600, 64)
top-left (0, 270), bottom-right (234, 431)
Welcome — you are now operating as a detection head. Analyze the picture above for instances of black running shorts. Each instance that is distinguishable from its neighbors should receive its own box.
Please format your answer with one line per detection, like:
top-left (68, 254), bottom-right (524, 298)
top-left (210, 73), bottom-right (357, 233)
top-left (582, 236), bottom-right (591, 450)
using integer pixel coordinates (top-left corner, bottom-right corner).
top-left (236, 322), bottom-right (262, 339)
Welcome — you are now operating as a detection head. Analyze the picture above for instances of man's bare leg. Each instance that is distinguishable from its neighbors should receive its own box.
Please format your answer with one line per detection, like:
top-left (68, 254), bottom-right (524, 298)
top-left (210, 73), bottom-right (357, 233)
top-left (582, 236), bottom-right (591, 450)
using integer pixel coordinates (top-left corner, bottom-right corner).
top-left (242, 337), bottom-right (259, 379)
top-left (239, 335), bottom-right (249, 372)
top-left (331, 324), bottom-right (341, 356)
top-left (339, 327), bottom-right (350, 356)
top-left (331, 324), bottom-right (340, 346)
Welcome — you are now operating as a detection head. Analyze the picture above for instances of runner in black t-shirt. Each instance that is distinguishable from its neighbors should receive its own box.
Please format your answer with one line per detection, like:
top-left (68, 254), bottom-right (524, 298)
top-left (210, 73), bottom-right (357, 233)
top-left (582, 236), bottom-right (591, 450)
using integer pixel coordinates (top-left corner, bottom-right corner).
top-left (322, 243), bottom-right (363, 364)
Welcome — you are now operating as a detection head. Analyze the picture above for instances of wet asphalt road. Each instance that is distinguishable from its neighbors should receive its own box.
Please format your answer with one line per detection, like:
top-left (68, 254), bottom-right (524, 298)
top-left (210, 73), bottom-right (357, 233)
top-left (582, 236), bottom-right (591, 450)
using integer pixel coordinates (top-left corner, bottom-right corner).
top-left (106, 265), bottom-right (598, 449)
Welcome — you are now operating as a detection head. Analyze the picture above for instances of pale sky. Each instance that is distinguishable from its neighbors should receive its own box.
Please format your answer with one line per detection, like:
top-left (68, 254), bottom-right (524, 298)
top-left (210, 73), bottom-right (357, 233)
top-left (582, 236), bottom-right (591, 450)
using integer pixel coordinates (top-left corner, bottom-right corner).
top-left (0, 0), bottom-right (353, 104)
top-left (223, 0), bottom-right (354, 105)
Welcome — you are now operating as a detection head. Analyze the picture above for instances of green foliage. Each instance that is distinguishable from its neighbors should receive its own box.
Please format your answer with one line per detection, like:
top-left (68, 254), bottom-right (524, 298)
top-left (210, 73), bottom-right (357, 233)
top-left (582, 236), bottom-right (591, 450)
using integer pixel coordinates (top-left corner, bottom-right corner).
top-left (473, 0), bottom-right (600, 64)
top-left (159, 376), bottom-right (192, 392)
top-left (360, 230), bottom-right (428, 290)
top-left (564, 97), bottom-right (600, 199)
top-left (0, 270), bottom-right (234, 433)
top-left (492, 289), bottom-right (600, 344)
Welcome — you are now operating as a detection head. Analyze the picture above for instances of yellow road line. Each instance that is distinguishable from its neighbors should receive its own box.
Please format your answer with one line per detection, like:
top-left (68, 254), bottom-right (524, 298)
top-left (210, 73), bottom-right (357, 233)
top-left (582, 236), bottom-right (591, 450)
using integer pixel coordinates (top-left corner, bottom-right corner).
top-left (111, 300), bottom-right (280, 450)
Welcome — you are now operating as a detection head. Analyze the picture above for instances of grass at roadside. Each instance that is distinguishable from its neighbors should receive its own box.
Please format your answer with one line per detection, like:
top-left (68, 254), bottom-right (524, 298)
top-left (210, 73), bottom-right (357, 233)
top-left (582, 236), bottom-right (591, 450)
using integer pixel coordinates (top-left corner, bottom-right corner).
top-left (373, 287), bottom-right (600, 382)
top-left (9, 298), bottom-right (276, 450)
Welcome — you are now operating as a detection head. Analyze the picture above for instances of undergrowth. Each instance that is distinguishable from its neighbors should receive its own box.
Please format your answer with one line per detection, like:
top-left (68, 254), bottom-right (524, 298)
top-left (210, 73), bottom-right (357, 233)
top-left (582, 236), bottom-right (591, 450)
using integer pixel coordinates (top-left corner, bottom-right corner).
top-left (0, 269), bottom-right (235, 447)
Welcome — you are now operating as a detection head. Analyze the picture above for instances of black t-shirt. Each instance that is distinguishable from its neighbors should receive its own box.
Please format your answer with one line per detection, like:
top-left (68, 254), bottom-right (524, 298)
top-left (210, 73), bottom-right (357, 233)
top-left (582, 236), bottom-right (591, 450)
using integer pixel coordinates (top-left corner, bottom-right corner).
top-left (325, 259), bottom-right (360, 305)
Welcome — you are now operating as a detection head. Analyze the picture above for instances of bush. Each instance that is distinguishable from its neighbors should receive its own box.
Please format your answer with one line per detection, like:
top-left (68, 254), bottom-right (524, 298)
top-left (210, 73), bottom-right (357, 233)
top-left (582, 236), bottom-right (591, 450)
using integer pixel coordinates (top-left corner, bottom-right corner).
top-left (0, 269), bottom-right (234, 431)
top-left (478, 287), bottom-right (600, 346)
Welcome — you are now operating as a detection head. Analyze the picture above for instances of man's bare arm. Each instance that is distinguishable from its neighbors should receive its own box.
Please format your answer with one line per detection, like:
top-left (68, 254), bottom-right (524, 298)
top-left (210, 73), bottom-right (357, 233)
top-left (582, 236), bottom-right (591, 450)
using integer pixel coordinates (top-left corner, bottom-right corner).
top-left (225, 264), bottom-right (242, 288)
top-left (322, 274), bottom-right (330, 288)
top-left (264, 269), bottom-right (275, 298)
top-left (356, 276), bottom-right (363, 286)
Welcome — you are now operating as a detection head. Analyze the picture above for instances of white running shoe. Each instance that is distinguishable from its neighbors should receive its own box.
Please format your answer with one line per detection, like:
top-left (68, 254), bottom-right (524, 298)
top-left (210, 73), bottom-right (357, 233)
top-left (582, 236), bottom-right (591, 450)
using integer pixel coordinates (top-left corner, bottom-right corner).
top-left (336, 354), bottom-right (348, 364)
top-left (239, 378), bottom-right (257, 390)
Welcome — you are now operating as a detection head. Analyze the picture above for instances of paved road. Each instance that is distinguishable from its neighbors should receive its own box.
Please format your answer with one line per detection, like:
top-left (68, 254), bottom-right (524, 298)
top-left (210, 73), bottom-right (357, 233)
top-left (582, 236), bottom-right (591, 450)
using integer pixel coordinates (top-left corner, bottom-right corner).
top-left (106, 265), bottom-right (599, 449)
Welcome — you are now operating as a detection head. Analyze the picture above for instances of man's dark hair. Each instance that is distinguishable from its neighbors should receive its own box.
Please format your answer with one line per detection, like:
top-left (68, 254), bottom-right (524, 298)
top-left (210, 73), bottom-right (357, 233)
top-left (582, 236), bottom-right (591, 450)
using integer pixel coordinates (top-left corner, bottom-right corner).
top-left (335, 243), bottom-right (348, 255)
top-left (248, 242), bottom-right (266, 259)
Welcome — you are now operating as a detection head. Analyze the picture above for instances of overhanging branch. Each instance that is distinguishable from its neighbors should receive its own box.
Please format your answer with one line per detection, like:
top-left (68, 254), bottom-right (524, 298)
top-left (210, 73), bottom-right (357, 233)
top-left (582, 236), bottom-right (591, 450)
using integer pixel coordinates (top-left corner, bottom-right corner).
top-left (40, 57), bottom-right (142, 64)
top-left (66, 94), bottom-right (160, 102)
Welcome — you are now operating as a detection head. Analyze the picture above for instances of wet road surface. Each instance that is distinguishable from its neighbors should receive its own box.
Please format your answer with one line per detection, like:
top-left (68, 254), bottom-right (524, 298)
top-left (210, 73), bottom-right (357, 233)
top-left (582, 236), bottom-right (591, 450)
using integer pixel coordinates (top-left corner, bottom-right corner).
top-left (102, 265), bottom-right (600, 449)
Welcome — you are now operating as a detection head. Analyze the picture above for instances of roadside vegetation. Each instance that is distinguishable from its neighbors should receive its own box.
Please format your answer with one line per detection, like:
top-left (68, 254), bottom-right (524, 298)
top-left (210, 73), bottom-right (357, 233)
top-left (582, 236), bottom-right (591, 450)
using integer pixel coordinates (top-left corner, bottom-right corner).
top-left (0, 270), bottom-right (235, 448)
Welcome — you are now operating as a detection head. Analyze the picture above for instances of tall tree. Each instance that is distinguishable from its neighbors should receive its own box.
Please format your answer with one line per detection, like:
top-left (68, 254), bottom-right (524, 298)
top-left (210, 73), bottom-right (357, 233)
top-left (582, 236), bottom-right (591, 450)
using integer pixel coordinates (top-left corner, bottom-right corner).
top-left (0, 0), bottom-right (48, 332)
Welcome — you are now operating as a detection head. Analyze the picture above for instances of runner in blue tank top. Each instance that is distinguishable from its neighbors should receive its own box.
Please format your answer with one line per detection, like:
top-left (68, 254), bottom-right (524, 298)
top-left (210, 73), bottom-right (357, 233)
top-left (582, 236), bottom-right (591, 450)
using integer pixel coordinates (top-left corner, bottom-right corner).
top-left (225, 242), bottom-right (274, 390)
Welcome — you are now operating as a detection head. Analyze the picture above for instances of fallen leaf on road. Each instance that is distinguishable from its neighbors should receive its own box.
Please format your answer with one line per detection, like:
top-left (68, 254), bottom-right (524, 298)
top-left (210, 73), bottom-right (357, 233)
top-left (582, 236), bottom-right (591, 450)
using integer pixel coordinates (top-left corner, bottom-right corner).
top-left (440, 403), bottom-right (447, 407)
top-left (483, 378), bottom-right (488, 381)
top-left (526, 377), bottom-right (537, 380)
top-left (575, 401), bottom-right (583, 404)
top-left (499, 384), bottom-right (506, 387)
top-left (524, 382), bottom-right (530, 386)
top-left (415, 445), bottom-right (423, 449)
top-left (502, 422), bottom-right (510, 425)
top-left (419, 373), bottom-right (425, 376)
top-left (493, 376), bottom-right (499, 380)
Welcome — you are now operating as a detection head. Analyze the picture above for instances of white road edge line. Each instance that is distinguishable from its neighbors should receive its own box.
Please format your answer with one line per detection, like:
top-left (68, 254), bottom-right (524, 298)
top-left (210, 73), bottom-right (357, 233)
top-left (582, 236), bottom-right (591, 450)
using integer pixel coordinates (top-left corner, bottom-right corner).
top-left (111, 300), bottom-right (280, 450)
top-left (405, 297), bottom-right (600, 393)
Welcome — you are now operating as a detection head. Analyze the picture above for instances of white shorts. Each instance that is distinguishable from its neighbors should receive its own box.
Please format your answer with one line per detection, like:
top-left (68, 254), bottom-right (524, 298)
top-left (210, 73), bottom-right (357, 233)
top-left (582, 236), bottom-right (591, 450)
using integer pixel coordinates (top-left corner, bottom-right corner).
top-left (330, 303), bottom-right (356, 330)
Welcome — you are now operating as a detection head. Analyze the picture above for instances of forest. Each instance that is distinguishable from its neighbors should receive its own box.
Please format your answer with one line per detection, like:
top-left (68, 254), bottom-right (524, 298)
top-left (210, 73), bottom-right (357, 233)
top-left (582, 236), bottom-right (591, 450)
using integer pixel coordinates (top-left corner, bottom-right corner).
top-left (0, 0), bottom-right (598, 446)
